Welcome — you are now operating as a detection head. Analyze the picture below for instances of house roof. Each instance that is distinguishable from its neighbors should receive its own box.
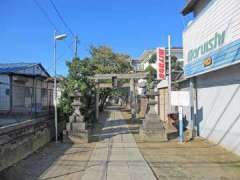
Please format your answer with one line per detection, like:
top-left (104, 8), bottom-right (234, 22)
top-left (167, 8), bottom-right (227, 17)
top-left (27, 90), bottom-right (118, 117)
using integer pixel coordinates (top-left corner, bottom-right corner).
top-left (139, 47), bottom-right (183, 65)
top-left (157, 79), bottom-right (169, 89)
top-left (0, 63), bottom-right (50, 77)
top-left (181, 0), bottom-right (199, 16)
top-left (138, 49), bottom-right (155, 63)
top-left (131, 59), bottom-right (141, 64)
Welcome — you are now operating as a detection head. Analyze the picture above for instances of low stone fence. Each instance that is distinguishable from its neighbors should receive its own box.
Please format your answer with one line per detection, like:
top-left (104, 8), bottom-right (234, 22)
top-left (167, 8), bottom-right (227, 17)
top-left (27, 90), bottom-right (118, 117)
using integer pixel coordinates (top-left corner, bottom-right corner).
top-left (0, 116), bottom-right (55, 172)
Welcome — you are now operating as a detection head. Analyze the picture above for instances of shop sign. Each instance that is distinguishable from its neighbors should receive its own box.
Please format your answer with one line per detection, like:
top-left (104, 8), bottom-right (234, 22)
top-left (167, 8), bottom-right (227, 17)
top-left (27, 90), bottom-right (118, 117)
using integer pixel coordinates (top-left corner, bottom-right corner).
top-left (203, 57), bottom-right (212, 67)
top-left (171, 91), bottom-right (190, 107)
top-left (156, 47), bottom-right (165, 80)
top-left (188, 31), bottom-right (225, 62)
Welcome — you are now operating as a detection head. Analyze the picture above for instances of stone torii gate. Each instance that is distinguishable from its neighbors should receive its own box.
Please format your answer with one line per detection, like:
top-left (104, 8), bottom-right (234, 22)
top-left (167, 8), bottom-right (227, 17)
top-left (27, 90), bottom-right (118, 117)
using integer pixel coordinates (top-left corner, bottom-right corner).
top-left (90, 72), bottom-right (148, 121)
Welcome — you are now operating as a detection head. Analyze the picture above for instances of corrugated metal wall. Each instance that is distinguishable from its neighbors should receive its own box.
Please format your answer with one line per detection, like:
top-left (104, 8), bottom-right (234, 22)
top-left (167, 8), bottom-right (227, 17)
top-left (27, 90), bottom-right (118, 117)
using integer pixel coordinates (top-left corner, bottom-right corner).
top-left (0, 75), bottom-right (10, 111)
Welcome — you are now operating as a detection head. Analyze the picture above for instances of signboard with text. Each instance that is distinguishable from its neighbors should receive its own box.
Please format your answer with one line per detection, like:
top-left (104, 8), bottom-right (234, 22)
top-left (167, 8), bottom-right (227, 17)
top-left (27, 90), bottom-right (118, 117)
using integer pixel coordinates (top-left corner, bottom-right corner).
top-left (156, 47), bottom-right (165, 80)
top-left (183, 0), bottom-right (240, 78)
top-left (171, 91), bottom-right (190, 107)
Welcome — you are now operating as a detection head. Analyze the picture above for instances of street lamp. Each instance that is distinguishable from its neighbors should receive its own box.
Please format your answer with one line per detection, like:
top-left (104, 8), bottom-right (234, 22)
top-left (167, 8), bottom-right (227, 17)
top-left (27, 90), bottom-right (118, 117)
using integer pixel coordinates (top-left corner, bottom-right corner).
top-left (54, 30), bottom-right (67, 142)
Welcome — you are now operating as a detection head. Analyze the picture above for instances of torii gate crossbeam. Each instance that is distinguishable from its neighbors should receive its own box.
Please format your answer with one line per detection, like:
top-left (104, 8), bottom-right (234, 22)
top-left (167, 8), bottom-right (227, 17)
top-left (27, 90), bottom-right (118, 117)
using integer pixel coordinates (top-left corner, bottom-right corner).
top-left (89, 72), bottom-right (148, 80)
top-left (91, 72), bottom-right (148, 121)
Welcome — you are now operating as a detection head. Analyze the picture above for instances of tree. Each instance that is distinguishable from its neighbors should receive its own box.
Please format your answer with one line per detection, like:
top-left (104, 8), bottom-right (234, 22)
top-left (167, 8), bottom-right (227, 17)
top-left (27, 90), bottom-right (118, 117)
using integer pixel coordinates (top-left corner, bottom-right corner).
top-left (59, 57), bottom-right (95, 122)
top-left (145, 65), bottom-right (157, 84)
top-left (59, 45), bottom-right (132, 121)
top-left (149, 53), bottom-right (157, 64)
top-left (89, 46), bottom-right (132, 111)
top-left (90, 45), bottom-right (132, 74)
top-left (147, 52), bottom-right (183, 81)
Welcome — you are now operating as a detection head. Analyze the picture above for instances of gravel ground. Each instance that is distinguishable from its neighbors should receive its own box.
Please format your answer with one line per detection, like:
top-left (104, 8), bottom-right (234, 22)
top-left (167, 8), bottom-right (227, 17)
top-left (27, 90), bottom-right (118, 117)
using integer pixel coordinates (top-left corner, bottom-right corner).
top-left (121, 111), bottom-right (240, 180)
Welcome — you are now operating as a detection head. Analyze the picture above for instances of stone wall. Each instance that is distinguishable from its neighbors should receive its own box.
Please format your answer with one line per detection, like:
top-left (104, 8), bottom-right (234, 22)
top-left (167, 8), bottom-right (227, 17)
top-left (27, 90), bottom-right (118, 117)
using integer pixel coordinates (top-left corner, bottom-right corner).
top-left (158, 88), bottom-right (169, 122)
top-left (0, 116), bottom-right (54, 172)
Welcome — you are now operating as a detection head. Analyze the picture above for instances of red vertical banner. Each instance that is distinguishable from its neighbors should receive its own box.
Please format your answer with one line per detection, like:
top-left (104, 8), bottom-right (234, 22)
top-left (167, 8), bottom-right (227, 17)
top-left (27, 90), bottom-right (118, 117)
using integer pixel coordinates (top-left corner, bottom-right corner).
top-left (157, 47), bottom-right (166, 80)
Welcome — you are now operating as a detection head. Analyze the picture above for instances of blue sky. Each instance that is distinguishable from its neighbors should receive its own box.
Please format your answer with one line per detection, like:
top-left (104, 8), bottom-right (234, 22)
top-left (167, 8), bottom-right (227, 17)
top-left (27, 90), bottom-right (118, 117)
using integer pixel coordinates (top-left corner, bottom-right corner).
top-left (0, 0), bottom-right (192, 76)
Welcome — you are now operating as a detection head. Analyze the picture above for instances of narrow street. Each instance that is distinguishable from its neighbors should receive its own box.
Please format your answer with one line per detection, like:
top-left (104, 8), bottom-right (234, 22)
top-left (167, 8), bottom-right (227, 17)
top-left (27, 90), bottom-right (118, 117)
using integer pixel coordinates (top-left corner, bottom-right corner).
top-left (0, 106), bottom-right (156, 180)
top-left (1, 1), bottom-right (240, 179)
top-left (1, 106), bottom-right (240, 180)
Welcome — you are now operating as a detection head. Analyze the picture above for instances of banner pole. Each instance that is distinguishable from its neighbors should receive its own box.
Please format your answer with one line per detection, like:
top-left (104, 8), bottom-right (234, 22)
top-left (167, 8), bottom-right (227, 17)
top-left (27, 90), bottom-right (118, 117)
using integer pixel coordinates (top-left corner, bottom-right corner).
top-left (168, 35), bottom-right (172, 113)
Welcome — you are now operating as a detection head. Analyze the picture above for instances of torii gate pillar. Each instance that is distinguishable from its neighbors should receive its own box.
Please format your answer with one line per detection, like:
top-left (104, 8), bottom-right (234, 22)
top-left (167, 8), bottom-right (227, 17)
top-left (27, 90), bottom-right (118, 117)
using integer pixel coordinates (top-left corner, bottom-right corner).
top-left (95, 79), bottom-right (99, 121)
top-left (130, 78), bottom-right (136, 121)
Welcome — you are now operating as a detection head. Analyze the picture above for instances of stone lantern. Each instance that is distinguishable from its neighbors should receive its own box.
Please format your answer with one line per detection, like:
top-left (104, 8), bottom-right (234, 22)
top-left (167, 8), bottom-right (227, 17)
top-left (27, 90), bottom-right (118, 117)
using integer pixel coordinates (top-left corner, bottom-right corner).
top-left (139, 82), bottom-right (167, 141)
top-left (66, 87), bottom-right (88, 141)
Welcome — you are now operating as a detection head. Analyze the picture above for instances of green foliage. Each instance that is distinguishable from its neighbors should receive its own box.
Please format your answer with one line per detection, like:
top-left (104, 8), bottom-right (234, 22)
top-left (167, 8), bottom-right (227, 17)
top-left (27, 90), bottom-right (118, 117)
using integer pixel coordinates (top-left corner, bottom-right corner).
top-left (143, 54), bottom-right (183, 89)
top-left (169, 56), bottom-right (184, 80)
top-left (59, 57), bottom-right (94, 120)
top-left (89, 45), bottom-right (132, 110)
top-left (90, 45), bottom-right (132, 74)
top-left (59, 46), bottom-right (132, 120)
top-left (149, 53), bottom-right (157, 64)
top-left (145, 65), bottom-right (157, 84)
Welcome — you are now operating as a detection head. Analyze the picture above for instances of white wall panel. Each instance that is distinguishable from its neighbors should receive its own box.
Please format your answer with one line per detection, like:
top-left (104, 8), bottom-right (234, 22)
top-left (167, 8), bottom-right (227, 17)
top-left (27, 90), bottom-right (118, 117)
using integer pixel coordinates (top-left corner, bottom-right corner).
top-left (183, 0), bottom-right (240, 64)
top-left (196, 64), bottom-right (240, 155)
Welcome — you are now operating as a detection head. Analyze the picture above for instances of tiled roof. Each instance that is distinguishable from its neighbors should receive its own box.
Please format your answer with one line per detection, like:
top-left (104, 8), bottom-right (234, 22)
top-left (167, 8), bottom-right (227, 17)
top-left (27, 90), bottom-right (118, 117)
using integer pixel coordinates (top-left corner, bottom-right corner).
top-left (138, 49), bottom-right (155, 63)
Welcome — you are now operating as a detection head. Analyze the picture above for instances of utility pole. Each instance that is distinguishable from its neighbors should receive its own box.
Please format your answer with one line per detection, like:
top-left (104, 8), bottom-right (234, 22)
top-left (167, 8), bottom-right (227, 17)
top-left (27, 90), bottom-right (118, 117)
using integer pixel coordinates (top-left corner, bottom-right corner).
top-left (74, 36), bottom-right (79, 57)
top-left (168, 35), bottom-right (172, 113)
top-left (53, 31), bottom-right (67, 142)
top-left (53, 30), bottom-right (58, 142)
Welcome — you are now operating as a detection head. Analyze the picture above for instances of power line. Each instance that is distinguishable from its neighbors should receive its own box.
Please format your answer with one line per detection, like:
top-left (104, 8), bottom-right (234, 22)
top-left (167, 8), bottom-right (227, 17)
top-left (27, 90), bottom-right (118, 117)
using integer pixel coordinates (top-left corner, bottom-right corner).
top-left (48, 0), bottom-right (75, 38)
top-left (33, 0), bottom-right (59, 32)
top-left (33, 0), bottom-right (74, 53)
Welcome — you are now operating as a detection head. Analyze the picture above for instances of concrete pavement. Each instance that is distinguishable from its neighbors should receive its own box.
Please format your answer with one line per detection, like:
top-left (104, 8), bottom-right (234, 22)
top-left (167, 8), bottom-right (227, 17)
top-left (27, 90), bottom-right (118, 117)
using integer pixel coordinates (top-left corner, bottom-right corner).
top-left (2, 106), bottom-right (240, 180)
top-left (0, 106), bottom-right (156, 180)
top-left (81, 106), bottom-right (156, 180)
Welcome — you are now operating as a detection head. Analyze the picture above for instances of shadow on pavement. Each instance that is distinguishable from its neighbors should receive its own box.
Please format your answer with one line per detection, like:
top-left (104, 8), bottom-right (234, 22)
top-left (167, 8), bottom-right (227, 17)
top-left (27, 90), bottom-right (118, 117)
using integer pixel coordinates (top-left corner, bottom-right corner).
top-left (0, 141), bottom-right (73, 180)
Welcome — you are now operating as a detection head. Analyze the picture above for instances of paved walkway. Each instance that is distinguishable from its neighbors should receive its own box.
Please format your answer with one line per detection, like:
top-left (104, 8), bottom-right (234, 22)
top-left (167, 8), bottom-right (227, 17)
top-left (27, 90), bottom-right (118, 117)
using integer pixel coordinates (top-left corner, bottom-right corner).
top-left (81, 106), bottom-right (156, 180)
top-left (0, 106), bottom-right (156, 180)
top-left (3, 106), bottom-right (239, 180)
top-left (4, 107), bottom-right (240, 180)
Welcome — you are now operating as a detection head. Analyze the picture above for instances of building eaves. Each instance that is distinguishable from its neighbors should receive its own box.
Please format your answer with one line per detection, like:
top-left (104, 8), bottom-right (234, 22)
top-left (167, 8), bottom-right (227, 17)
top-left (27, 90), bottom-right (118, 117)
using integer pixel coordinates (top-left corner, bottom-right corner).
top-left (0, 63), bottom-right (50, 77)
top-left (0, 63), bottom-right (37, 74)
top-left (181, 0), bottom-right (198, 16)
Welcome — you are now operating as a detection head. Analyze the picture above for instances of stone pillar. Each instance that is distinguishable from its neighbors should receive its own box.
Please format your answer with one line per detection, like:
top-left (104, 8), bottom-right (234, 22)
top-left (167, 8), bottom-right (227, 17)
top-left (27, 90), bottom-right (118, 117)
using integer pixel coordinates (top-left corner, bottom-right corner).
top-left (139, 83), bottom-right (167, 141)
top-left (96, 91), bottom-right (99, 121)
top-left (130, 78), bottom-right (136, 121)
top-left (66, 88), bottom-right (88, 142)
top-left (95, 79), bottom-right (99, 121)
top-left (139, 96), bottom-right (148, 118)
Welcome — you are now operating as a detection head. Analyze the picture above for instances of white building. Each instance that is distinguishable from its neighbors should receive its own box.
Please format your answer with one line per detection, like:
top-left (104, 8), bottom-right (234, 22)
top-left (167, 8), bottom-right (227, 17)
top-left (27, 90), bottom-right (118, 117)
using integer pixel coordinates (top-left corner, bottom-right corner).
top-left (138, 48), bottom-right (183, 71)
top-left (182, 0), bottom-right (240, 155)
